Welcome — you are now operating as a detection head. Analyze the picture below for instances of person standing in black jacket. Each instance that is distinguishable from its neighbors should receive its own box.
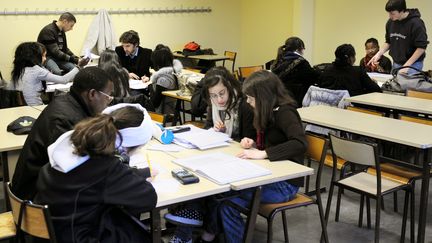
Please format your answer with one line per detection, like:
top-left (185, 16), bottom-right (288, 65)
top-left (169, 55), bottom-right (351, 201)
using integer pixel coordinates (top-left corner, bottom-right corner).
top-left (12, 67), bottom-right (114, 200)
top-left (34, 104), bottom-right (157, 243)
top-left (369, 0), bottom-right (428, 75)
top-left (115, 30), bottom-right (153, 81)
top-left (271, 37), bottom-right (320, 106)
top-left (319, 44), bottom-right (382, 97)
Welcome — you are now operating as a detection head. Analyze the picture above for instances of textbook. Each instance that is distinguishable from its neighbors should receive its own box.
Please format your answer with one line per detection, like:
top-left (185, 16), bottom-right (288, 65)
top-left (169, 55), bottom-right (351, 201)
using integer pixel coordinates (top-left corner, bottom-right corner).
top-left (173, 126), bottom-right (231, 150)
top-left (172, 152), bottom-right (272, 185)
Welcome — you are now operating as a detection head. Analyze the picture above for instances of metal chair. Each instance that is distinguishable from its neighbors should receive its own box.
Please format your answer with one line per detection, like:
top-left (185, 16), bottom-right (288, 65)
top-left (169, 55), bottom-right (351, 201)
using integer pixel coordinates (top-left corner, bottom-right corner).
top-left (258, 133), bottom-right (329, 243)
top-left (238, 65), bottom-right (264, 81)
top-left (222, 51), bottom-right (237, 73)
top-left (148, 111), bottom-right (168, 126)
top-left (405, 89), bottom-right (432, 100)
top-left (7, 182), bottom-right (57, 242)
top-left (326, 135), bottom-right (413, 243)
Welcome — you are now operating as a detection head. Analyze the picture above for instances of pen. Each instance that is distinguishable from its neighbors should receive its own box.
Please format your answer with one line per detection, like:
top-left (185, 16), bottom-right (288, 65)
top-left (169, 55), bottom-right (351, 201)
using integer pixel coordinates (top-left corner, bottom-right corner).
top-left (146, 153), bottom-right (154, 180)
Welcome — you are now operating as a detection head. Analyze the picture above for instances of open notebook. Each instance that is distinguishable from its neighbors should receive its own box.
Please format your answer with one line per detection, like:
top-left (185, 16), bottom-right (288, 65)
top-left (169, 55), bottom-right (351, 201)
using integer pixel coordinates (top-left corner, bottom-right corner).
top-left (172, 152), bottom-right (272, 185)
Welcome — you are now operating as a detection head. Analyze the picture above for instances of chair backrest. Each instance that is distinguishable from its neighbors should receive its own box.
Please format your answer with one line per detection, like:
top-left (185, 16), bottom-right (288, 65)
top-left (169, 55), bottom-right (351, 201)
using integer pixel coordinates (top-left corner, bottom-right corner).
top-left (305, 133), bottom-right (329, 190)
top-left (329, 134), bottom-right (378, 167)
top-left (239, 65), bottom-right (264, 81)
top-left (406, 89), bottom-right (432, 100)
top-left (222, 51), bottom-right (237, 73)
top-left (399, 114), bottom-right (432, 126)
top-left (148, 111), bottom-right (167, 126)
top-left (347, 106), bottom-right (385, 116)
top-left (6, 182), bottom-right (56, 241)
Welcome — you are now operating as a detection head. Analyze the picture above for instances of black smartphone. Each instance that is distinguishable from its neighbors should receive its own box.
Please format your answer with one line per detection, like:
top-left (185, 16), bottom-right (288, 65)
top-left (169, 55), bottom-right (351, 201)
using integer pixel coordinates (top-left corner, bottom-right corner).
top-left (169, 126), bottom-right (191, 134)
top-left (171, 168), bottom-right (199, 185)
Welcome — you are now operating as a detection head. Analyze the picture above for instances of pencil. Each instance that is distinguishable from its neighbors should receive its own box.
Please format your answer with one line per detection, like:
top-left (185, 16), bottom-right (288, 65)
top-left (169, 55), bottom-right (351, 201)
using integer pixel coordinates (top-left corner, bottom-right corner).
top-left (146, 153), bottom-right (154, 180)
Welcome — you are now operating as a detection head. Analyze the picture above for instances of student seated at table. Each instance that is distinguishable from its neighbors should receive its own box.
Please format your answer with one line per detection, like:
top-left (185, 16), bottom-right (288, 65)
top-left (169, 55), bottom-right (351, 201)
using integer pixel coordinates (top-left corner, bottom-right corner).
top-left (319, 43), bottom-right (382, 96)
top-left (12, 67), bottom-right (114, 200)
top-left (10, 42), bottom-right (87, 105)
top-left (359, 38), bottom-right (392, 74)
top-left (99, 49), bottom-right (131, 97)
top-left (99, 50), bottom-right (155, 111)
top-left (37, 12), bottom-right (89, 75)
top-left (165, 66), bottom-right (256, 243)
top-left (220, 70), bottom-right (307, 243)
top-left (34, 103), bottom-right (157, 243)
top-left (149, 44), bottom-right (183, 114)
top-left (115, 30), bottom-right (152, 81)
top-left (271, 36), bottom-right (320, 106)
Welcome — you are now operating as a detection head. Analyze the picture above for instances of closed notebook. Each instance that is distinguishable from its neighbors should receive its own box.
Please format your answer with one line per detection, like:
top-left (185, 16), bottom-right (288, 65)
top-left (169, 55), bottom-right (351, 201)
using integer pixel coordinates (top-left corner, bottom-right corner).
top-left (172, 152), bottom-right (271, 185)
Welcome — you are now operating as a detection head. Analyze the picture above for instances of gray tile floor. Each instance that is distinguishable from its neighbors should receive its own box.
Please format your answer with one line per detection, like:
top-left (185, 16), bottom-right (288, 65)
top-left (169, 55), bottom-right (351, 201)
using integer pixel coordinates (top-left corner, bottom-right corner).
top-left (249, 163), bottom-right (431, 243)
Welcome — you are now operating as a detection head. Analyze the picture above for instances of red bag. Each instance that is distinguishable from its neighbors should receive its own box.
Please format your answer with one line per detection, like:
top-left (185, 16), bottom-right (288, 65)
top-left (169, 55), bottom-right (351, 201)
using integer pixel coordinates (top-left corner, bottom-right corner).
top-left (184, 41), bottom-right (200, 51)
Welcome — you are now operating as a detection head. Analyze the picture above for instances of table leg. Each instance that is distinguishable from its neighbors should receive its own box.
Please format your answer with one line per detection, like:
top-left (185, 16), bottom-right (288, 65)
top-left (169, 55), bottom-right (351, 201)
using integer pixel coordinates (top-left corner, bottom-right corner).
top-left (1, 152), bottom-right (10, 211)
top-left (417, 148), bottom-right (431, 243)
top-left (151, 208), bottom-right (162, 243)
top-left (243, 186), bottom-right (261, 243)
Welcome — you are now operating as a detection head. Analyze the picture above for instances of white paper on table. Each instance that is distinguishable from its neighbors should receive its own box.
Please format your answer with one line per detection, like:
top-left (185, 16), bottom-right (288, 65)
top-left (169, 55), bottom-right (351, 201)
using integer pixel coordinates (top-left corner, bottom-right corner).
top-left (147, 144), bottom-right (184, 152)
top-left (129, 79), bottom-right (151, 89)
top-left (151, 178), bottom-right (180, 193)
top-left (128, 153), bottom-right (167, 173)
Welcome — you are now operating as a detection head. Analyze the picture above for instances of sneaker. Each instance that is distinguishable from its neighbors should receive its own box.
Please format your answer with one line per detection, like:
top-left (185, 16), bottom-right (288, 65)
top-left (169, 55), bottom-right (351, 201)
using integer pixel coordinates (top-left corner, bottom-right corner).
top-left (164, 208), bottom-right (203, 227)
top-left (169, 235), bottom-right (192, 243)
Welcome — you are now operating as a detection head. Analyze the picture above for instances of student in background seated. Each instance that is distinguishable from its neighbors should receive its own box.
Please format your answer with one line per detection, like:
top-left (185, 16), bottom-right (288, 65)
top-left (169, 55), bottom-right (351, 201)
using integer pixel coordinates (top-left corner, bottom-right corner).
top-left (115, 30), bottom-right (152, 81)
top-left (12, 67), bottom-right (114, 200)
top-left (98, 49), bottom-right (130, 98)
top-left (149, 44), bottom-right (183, 114)
top-left (319, 44), bottom-right (382, 96)
top-left (219, 70), bottom-right (307, 243)
top-left (99, 50), bottom-right (155, 111)
top-left (37, 12), bottom-right (88, 75)
top-left (271, 36), bottom-right (320, 107)
top-left (359, 38), bottom-right (392, 74)
top-left (165, 67), bottom-right (256, 243)
top-left (35, 104), bottom-right (157, 243)
top-left (10, 42), bottom-right (86, 105)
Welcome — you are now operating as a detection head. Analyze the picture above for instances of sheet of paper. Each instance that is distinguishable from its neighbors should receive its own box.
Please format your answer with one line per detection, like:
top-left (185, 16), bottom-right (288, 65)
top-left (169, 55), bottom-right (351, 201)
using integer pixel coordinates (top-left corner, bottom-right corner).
top-left (129, 79), bottom-right (150, 90)
top-left (147, 144), bottom-right (184, 152)
top-left (151, 178), bottom-right (180, 193)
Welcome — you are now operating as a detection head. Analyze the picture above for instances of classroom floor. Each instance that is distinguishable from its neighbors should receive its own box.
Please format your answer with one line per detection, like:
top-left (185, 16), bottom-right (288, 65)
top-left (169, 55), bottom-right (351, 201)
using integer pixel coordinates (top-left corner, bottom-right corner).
top-left (161, 161), bottom-right (432, 243)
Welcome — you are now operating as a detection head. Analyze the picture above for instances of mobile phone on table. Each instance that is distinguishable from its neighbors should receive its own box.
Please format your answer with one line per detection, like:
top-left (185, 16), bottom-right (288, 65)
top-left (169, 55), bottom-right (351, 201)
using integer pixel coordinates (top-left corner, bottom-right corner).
top-left (171, 168), bottom-right (199, 185)
top-left (169, 126), bottom-right (191, 134)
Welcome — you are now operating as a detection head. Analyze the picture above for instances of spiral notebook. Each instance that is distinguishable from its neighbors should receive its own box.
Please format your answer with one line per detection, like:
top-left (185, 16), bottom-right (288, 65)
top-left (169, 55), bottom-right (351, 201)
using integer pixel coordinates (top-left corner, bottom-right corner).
top-left (172, 152), bottom-right (271, 185)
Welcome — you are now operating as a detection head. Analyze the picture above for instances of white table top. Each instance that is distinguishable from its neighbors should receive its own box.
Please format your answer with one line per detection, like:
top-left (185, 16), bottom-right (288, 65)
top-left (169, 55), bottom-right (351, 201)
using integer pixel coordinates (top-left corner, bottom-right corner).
top-left (298, 105), bottom-right (432, 149)
top-left (138, 143), bottom-right (230, 208)
top-left (164, 140), bottom-right (314, 191)
top-left (0, 106), bottom-right (42, 152)
top-left (345, 92), bottom-right (432, 115)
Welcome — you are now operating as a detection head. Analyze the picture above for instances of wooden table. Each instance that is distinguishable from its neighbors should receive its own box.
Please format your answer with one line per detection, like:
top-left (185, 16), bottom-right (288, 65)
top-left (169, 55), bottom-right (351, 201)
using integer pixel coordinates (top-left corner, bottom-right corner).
top-left (160, 140), bottom-right (313, 242)
top-left (0, 106), bottom-right (43, 210)
top-left (298, 105), bottom-right (432, 243)
top-left (173, 53), bottom-right (230, 62)
top-left (345, 92), bottom-right (432, 117)
top-left (162, 90), bottom-right (192, 125)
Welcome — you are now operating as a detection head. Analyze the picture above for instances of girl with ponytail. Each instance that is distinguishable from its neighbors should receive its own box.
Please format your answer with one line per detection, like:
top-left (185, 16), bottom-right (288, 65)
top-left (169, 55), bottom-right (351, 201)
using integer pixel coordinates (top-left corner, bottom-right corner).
top-left (35, 104), bottom-right (157, 243)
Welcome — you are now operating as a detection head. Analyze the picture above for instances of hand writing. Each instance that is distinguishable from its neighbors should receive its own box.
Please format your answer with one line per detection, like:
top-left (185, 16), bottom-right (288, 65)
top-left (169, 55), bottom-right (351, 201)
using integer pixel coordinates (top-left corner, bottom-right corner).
top-left (240, 137), bottom-right (255, 149)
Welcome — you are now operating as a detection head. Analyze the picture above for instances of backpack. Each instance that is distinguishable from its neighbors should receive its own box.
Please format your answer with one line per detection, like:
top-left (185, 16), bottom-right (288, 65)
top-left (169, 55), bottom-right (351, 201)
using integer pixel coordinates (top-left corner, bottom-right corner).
top-left (183, 41), bottom-right (200, 52)
top-left (381, 66), bottom-right (432, 93)
top-left (176, 71), bottom-right (203, 96)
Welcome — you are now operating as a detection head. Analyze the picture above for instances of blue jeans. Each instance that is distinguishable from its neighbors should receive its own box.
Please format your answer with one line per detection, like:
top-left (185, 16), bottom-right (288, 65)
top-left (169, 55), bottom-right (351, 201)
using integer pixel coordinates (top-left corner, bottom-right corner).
top-left (392, 61), bottom-right (423, 76)
top-left (45, 58), bottom-right (76, 75)
top-left (220, 181), bottom-right (299, 243)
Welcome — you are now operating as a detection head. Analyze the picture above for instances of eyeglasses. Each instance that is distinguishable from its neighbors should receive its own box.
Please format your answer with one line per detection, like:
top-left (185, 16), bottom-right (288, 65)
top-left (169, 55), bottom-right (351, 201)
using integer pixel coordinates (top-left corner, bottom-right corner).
top-left (209, 89), bottom-right (227, 100)
top-left (98, 91), bottom-right (114, 102)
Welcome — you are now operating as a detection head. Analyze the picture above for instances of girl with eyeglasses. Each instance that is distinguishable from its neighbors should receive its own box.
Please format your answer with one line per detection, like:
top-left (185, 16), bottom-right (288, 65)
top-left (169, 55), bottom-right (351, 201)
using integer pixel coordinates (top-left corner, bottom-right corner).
top-left (165, 67), bottom-right (256, 243)
top-left (220, 70), bottom-right (308, 243)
